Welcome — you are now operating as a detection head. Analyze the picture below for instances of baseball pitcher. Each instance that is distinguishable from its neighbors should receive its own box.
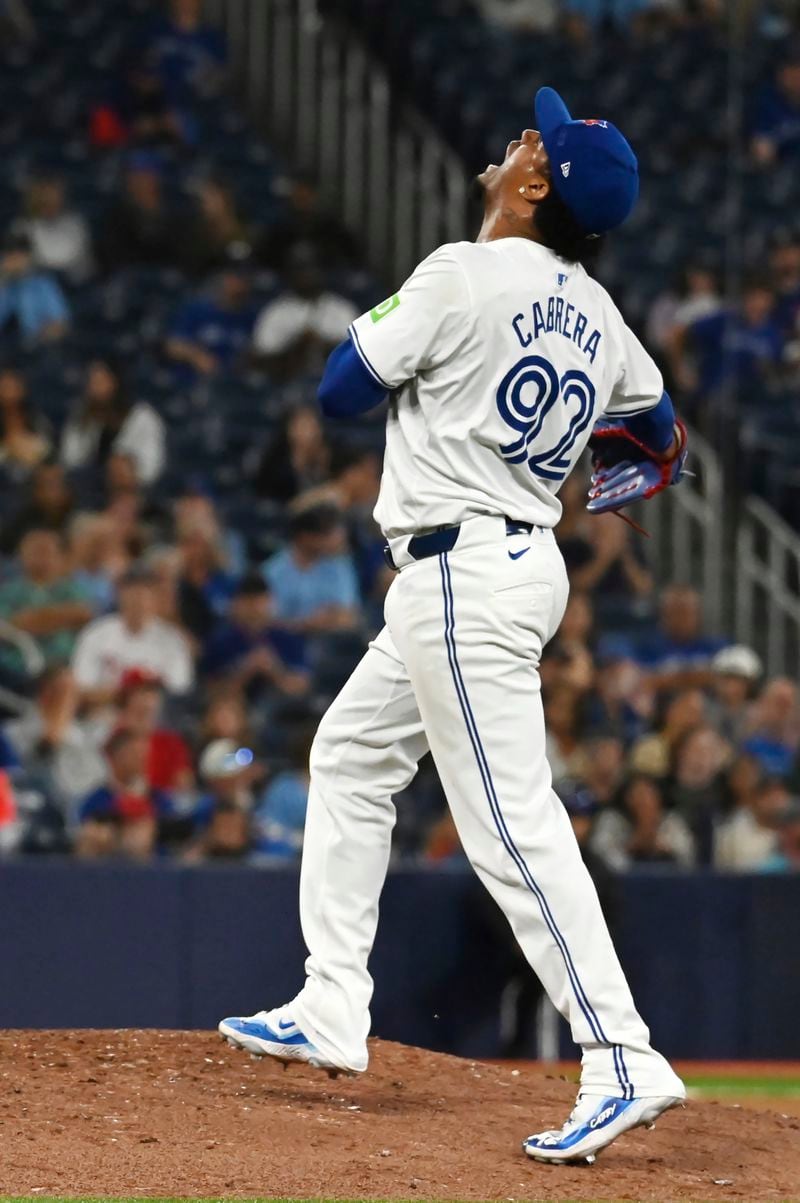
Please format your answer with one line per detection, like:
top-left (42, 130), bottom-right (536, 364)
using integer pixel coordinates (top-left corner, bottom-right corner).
top-left (220, 87), bottom-right (688, 1165)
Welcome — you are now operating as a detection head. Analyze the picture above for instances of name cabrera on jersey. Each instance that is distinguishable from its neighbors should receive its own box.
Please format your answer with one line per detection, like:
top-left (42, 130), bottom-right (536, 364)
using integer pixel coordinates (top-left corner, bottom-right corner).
top-left (348, 239), bottom-right (663, 539)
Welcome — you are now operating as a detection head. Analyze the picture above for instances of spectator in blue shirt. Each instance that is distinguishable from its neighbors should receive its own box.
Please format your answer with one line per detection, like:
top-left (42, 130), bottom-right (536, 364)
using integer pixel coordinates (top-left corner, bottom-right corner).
top-left (106, 54), bottom-right (198, 150)
top-left (0, 727), bottom-right (19, 773)
top-left (253, 724), bottom-right (314, 859)
top-left (634, 584), bottom-right (726, 694)
top-left (165, 269), bottom-right (256, 383)
top-left (688, 281), bottom-right (784, 399)
top-left (295, 444), bottom-right (387, 605)
top-left (141, 0), bottom-right (226, 100)
top-left (0, 230), bottom-right (70, 347)
top-left (563, 0), bottom-right (656, 25)
top-left (202, 572), bottom-right (309, 698)
top-left (752, 56), bottom-right (800, 166)
top-left (263, 503), bottom-right (360, 635)
top-left (761, 802), bottom-right (800, 872)
top-left (743, 678), bottom-right (800, 780)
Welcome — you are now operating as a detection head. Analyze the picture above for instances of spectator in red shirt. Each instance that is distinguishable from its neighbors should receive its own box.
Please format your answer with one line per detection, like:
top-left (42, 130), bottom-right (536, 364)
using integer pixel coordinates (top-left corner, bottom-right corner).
top-left (115, 668), bottom-right (194, 793)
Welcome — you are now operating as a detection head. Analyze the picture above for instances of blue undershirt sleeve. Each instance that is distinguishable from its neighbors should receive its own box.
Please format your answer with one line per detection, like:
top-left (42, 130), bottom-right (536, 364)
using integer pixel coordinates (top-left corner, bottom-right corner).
top-left (622, 390), bottom-right (676, 453)
top-left (317, 336), bottom-right (387, 419)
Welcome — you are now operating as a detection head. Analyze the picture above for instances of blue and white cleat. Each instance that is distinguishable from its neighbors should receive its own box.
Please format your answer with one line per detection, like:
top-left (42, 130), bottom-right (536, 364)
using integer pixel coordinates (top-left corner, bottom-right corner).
top-left (523, 1092), bottom-right (684, 1165)
top-left (218, 1006), bottom-right (350, 1078)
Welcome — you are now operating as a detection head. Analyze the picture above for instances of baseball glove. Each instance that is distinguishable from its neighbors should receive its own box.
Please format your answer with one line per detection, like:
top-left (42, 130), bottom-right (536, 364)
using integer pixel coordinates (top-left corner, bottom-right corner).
top-left (586, 417), bottom-right (688, 516)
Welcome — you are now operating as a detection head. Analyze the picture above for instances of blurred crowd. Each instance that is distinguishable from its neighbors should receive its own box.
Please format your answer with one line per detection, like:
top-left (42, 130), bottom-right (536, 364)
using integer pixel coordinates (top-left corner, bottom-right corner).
top-left (471, 0), bottom-right (725, 37)
top-left (3, 446), bottom-right (799, 873)
top-left (0, 0), bottom-right (798, 873)
top-left (645, 43), bottom-right (800, 408)
top-left (346, 0), bottom-right (800, 520)
top-left (0, 0), bottom-right (379, 861)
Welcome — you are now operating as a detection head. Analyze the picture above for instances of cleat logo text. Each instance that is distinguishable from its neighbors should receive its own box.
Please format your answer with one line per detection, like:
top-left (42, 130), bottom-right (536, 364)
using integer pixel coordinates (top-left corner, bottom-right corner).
top-left (590, 1104), bottom-right (617, 1128)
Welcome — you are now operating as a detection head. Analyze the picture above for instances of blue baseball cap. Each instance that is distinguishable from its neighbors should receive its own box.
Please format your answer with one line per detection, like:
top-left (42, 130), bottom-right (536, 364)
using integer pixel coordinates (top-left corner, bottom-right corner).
top-left (534, 86), bottom-right (638, 236)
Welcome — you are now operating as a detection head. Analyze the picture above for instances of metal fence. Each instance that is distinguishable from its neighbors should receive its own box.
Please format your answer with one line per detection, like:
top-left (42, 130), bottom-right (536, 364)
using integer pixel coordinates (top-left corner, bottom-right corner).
top-left (736, 496), bottom-right (800, 677)
top-left (205, 0), bottom-right (470, 285)
top-left (647, 424), bottom-right (725, 634)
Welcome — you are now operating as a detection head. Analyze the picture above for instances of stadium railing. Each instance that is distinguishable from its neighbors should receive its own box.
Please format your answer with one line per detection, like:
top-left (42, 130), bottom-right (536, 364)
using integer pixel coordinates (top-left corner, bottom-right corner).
top-left (0, 620), bottom-right (45, 680)
top-left (205, 0), bottom-right (470, 284)
top-left (647, 422), bottom-right (724, 636)
top-left (737, 496), bottom-right (800, 678)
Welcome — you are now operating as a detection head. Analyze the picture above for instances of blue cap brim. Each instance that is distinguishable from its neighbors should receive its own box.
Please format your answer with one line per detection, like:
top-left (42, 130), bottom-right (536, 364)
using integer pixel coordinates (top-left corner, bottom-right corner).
top-left (535, 86), bottom-right (572, 138)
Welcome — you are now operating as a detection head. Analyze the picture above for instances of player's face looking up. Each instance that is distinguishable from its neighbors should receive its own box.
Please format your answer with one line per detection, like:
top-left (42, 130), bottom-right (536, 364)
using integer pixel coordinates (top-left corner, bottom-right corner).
top-left (477, 128), bottom-right (552, 217)
top-left (475, 128), bottom-right (558, 249)
top-left (476, 91), bottom-right (639, 264)
top-left (475, 124), bottom-right (600, 265)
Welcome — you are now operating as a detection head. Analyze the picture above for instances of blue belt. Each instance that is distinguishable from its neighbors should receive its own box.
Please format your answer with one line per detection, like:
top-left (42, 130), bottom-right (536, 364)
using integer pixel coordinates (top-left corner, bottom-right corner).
top-left (383, 517), bottom-right (533, 570)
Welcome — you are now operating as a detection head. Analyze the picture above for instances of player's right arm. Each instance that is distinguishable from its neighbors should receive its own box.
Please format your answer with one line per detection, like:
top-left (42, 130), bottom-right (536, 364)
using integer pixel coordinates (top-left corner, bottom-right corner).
top-left (318, 246), bottom-right (469, 419)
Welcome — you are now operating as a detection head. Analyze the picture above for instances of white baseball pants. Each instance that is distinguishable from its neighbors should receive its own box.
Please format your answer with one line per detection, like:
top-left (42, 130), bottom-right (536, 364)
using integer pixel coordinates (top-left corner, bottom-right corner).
top-left (292, 515), bottom-right (681, 1098)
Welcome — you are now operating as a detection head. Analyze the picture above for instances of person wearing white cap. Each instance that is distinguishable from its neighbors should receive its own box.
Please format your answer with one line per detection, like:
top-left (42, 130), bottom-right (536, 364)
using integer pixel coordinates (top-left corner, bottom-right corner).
top-left (186, 740), bottom-right (260, 862)
top-left (709, 645), bottom-right (763, 745)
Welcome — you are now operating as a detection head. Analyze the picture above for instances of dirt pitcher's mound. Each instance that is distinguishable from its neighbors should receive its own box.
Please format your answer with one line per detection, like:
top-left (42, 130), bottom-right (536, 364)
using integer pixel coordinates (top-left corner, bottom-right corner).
top-left (0, 1031), bottom-right (797, 1201)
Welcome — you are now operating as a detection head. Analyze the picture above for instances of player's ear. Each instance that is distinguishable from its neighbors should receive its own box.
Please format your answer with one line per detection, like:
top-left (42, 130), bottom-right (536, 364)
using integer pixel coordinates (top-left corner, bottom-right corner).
top-left (517, 177), bottom-right (550, 206)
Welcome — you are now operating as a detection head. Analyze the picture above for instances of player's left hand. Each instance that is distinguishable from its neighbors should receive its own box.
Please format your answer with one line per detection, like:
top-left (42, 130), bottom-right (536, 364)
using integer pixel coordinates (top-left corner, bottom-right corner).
top-left (586, 418), bottom-right (687, 515)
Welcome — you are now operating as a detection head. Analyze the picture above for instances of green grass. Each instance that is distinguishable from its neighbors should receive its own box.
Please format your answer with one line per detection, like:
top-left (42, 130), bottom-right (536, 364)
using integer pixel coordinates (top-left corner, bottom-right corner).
top-left (681, 1070), bottom-right (800, 1106)
top-left (683, 1071), bottom-right (800, 1098)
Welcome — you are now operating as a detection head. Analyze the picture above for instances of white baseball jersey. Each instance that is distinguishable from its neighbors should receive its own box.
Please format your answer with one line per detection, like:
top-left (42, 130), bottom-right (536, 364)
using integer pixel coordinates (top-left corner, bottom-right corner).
top-left (349, 238), bottom-right (663, 539)
top-left (236, 235), bottom-right (684, 1100)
